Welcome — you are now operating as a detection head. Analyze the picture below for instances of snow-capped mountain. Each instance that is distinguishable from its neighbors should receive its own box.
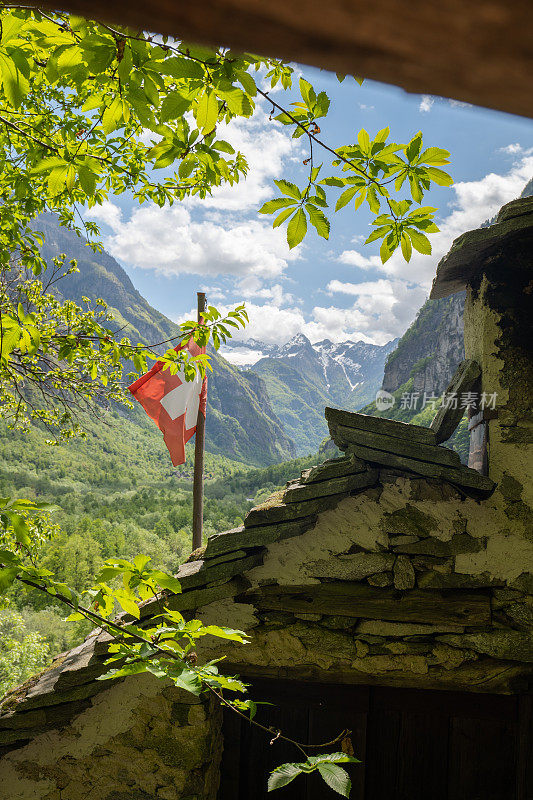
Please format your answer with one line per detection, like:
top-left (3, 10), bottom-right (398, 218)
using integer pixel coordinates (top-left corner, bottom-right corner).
top-left (221, 333), bottom-right (398, 453)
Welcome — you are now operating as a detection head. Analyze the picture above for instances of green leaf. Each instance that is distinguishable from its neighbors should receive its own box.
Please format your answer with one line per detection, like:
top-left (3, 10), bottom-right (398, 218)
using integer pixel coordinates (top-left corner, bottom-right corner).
top-left (274, 179), bottom-right (301, 200)
top-left (268, 763), bottom-right (302, 791)
top-left (406, 132), bottom-right (423, 163)
top-left (425, 166), bottom-right (453, 186)
top-left (259, 197), bottom-right (297, 214)
top-left (335, 186), bottom-right (358, 211)
top-left (406, 227), bottom-right (432, 254)
top-left (0, 50), bottom-right (29, 107)
top-left (374, 126), bottom-right (390, 143)
top-left (317, 763), bottom-right (352, 797)
top-left (78, 165), bottom-right (97, 196)
top-left (161, 56), bottom-right (204, 79)
top-left (178, 155), bottom-right (196, 180)
top-left (47, 166), bottom-right (69, 195)
top-left (212, 139), bottom-right (235, 154)
top-left (1, 13), bottom-right (26, 44)
top-left (353, 187), bottom-right (367, 211)
top-left (102, 96), bottom-right (124, 135)
top-left (367, 185), bottom-right (380, 214)
top-left (357, 128), bottom-right (370, 154)
top-left (380, 235), bottom-right (393, 263)
top-left (196, 90), bottom-right (219, 133)
top-left (306, 205), bottom-right (330, 239)
top-left (57, 45), bottom-right (84, 74)
top-left (286, 208), bottom-right (307, 249)
top-left (272, 206), bottom-right (296, 228)
top-left (418, 146), bottom-right (450, 165)
top-left (160, 91), bottom-right (190, 122)
top-left (299, 77), bottom-right (316, 108)
top-left (365, 224), bottom-right (391, 244)
top-left (0, 566), bottom-right (19, 593)
top-left (201, 625), bottom-right (248, 642)
top-left (172, 668), bottom-right (202, 695)
top-left (408, 173), bottom-right (423, 203)
top-left (114, 589), bottom-right (140, 618)
top-left (321, 177), bottom-right (345, 188)
top-left (150, 571), bottom-right (182, 593)
top-left (30, 156), bottom-right (67, 174)
top-left (401, 232), bottom-right (412, 261)
top-left (97, 661), bottom-right (147, 681)
top-left (238, 69), bottom-right (257, 97)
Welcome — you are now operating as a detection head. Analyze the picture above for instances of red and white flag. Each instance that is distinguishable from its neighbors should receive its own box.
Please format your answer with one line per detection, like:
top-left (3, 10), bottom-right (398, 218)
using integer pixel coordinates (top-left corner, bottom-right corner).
top-left (128, 338), bottom-right (207, 466)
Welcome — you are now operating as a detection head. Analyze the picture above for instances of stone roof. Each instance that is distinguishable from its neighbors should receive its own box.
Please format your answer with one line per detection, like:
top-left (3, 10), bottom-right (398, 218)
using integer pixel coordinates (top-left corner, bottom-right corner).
top-left (0, 408), bottom-right (496, 753)
top-left (430, 196), bottom-right (533, 299)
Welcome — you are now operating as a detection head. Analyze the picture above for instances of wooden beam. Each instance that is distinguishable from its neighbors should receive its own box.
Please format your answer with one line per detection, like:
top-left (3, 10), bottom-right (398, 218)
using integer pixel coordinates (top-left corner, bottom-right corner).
top-left (28, 0), bottom-right (533, 119)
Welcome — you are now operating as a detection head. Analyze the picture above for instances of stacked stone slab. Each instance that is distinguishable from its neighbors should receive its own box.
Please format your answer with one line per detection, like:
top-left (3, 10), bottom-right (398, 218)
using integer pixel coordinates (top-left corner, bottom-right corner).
top-left (325, 406), bottom-right (495, 496)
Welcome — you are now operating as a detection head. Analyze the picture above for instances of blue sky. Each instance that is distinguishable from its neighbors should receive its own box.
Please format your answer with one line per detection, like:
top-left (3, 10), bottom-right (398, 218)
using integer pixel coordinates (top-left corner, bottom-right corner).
top-left (85, 66), bottom-right (533, 360)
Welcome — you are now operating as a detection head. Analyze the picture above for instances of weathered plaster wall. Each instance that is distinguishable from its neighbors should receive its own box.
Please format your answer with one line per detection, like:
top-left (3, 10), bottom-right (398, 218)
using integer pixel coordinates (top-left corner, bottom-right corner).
top-left (464, 249), bottom-right (533, 509)
top-left (0, 673), bottom-right (222, 800)
top-left (196, 474), bottom-right (532, 691)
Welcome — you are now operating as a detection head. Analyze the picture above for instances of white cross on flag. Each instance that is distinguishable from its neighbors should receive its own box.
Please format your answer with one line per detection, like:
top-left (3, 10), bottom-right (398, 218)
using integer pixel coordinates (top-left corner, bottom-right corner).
top-left (128, 338), bottom-right (207, 466)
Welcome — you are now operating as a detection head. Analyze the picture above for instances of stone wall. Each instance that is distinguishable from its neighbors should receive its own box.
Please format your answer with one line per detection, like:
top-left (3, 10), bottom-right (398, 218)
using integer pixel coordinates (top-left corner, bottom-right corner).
top-left (0, 673), bottom-right (223, 800)
top-left (196, 473), bottom-right (532, 692)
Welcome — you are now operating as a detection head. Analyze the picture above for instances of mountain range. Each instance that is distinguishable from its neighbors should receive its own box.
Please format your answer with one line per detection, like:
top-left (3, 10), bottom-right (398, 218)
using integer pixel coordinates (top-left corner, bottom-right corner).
top-left (222, 333), bottom-right (397, 453)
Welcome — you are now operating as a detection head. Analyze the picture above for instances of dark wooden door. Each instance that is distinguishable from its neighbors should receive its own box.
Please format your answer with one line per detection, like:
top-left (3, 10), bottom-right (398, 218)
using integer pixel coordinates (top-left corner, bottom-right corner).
top-left (218, 680), bottom-right (532, 800)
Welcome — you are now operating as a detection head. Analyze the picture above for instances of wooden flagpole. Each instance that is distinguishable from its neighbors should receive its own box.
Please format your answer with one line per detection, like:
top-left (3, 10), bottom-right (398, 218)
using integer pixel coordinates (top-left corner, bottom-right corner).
top-left (191, 291), bottom-right (206, 552)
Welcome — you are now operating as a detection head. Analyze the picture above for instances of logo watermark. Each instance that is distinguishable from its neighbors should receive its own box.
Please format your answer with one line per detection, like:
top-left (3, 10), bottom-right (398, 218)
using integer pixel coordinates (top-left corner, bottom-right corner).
top-left (375, 389), bottom-right (395, 412)
top-left (374, 390), bottom-right (497, 412)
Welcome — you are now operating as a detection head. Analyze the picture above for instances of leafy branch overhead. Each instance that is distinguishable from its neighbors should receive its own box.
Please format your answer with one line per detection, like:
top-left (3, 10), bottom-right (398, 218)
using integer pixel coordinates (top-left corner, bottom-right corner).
top-left (259, 78), bottom-right (452, 255)
top-left (0, 8), bottom-right (451, 279)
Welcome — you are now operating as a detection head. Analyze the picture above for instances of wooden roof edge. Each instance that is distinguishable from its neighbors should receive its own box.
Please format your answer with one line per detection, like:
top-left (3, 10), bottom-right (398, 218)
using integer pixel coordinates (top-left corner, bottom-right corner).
top-left (26, 0), bottom-right (533, 121)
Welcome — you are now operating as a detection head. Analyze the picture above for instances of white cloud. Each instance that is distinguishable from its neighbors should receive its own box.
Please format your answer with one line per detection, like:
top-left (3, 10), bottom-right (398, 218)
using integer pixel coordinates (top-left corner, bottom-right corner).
top-left (309, 278), bottom-right (427, 344)
top-left (359, 103), bottom-right (375, 111)
top-left (195, 276), bottom-right (425, 347)
top-left (86, 201), bottom-right (298, 280)
top-left (337, 249), bottom-right (383, 271)
top-left (419, 96), bottom-right (435, 113)
top-left (236, 276), bottom-right (294, 306)
top-left (498, 143), bottom-right (533, 157)
top-left (85, 104), bottom-right (303, 284)
top-left (326, 278), bottom-right (395, 297)
top-left (200, 285), bottom-right (227, 302)
top-left (218, 346), bottom-right (265, 367)
top-left (178, 300), bottom-right (306, 345)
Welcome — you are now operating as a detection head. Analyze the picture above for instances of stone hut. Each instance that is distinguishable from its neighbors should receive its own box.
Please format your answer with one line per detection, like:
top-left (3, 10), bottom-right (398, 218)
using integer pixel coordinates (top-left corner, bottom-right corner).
top-left (0, 198), bottom-right (532, 799)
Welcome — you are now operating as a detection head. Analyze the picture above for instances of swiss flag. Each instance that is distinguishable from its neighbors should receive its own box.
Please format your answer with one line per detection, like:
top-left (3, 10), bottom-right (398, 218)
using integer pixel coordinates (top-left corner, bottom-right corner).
top-left (127, 338), bottom-right (207, 466)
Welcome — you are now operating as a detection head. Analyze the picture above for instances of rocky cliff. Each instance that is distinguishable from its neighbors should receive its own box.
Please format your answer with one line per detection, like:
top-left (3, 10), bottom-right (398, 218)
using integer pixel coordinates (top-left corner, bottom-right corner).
top-left (382, 292), bottom-right (465, 397)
